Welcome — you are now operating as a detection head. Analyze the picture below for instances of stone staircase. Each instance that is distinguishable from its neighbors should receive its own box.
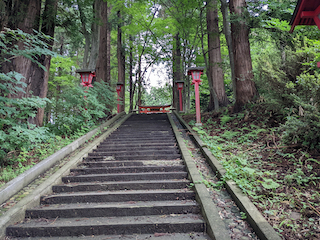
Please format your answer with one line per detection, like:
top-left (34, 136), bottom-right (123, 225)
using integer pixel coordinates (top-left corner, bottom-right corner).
top-left (6, 114), bottom-right (210, 239)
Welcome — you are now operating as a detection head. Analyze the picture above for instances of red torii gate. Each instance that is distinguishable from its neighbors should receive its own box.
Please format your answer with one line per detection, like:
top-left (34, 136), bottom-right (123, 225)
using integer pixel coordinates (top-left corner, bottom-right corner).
top-left (290, 0), bottom-right (320, 33)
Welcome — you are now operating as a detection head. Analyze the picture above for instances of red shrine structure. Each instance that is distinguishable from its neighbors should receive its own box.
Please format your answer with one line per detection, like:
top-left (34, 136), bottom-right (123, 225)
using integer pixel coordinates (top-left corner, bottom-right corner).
top-left (290, 0), bottom-right (320, 33)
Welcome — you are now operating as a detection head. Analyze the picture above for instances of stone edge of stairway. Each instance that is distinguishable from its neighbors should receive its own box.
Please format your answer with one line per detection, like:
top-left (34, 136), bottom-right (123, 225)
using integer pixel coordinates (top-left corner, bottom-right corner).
top-left (167, 113), bottom-right (231, 240)
top-left (0, 112), bottom-right (132, 239)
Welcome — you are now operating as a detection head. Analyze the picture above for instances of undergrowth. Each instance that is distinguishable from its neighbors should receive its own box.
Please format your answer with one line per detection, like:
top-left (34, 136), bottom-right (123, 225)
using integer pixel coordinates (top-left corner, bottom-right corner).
top-left (0, 126), bottom-right (102, 187)
top-left (183, 105), bottom-right (320, 240)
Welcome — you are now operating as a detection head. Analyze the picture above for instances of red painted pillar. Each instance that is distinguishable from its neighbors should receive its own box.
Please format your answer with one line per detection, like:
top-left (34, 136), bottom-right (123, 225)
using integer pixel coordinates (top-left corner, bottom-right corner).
top-left (187, 67), bottom-right (204, 126)
top-left (193, 80), bottom-right (201, 125)
top-left (116, 82), bottom-right (124, 114)
top-left (178, 88), bottom-right (183, 111)
top-left (175, 81), bottom-right (184, 112)
top-left (117, 92), bottom-right (120, 113)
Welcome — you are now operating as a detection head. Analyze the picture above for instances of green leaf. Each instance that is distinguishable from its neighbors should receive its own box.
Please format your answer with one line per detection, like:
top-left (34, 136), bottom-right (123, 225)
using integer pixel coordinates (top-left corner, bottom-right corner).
top-left (262, 178), bottom-right (280, 189)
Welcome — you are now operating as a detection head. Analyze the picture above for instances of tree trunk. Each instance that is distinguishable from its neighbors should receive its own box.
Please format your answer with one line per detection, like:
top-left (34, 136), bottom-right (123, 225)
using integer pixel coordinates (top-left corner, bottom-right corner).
top-left (220, 0), bottom-right (236, 100)
top-left (28, 0), bottom-right (57, 126)
top-left (117, 10), bottom-right (125, 112)
top-left (129, 35), bottom-right (134, 112)
top-left (0, 0), bottom-right (41, 98)
top-left (229, 0), bottom-right (257, 112)
top-left (78, 0), bottom-right (91, 69)
top-left (106, 4), bottom-right (111, 83)
top-left (95, 0), bottom-right (109, 82)
top-left (172, 33), bottom-right (182, 111)
top-left (207, 0), bottom-right (229, 111)
top-left (88, 0), bottom-right (100, 69)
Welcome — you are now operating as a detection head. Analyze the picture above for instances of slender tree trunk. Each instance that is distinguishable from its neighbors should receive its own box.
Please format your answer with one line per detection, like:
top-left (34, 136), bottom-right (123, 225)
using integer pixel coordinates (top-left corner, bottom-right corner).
top-left (207, 0), bottom-right (229, 111)
top-left (229, 0), bottom-right (257, 112)
top-left (78, 0), bottom-right (91, 69)
top-left (117, 10), bottom-right (125, 112)
top-left (87, 0), bottom-right (100, 69)
top-left (199, 5), bottom-right (219, 112)
top-left (220, 0), bottom-right (236, 100)
top-left (172, 33), bottom-right (182, 110)
top-left (129, 35), bottom-right (134, 112)
top-left (106, 4), bottom-right (111, 83)
top-left (95, 0), bottom-right (109, 82)
top-left (137, 55), bottom-right (142, 108)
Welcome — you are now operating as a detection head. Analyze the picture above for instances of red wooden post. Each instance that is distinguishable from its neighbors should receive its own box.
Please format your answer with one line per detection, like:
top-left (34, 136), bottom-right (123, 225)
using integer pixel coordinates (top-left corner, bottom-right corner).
top-left (175, 81), bottom-right (184, 112)
top-left (116, 82), bottom-right (124, 113)
top-left (187, 67), bottom-right (205, 126)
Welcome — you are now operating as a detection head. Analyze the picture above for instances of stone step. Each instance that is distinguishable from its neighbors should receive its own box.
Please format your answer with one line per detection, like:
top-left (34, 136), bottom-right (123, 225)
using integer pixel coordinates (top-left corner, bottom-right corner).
top-left (52, 180), bottom-right (191, 193)
top-left (107, 133), bottom-right (175, 138)
top-left (93, 145), bottom-right (178, 152)
top-left (101, 138), bottom-right (176, 144)
top-left (40, 190), bottom-right (195, 204)
top-left (6, 214), bottom-right (205, 237)
top-left (97, 142), bottom-right (176, 148)
top-left (88, 150), bottom-right (180, 157)
top-left (79, 160), bottom-right (145, 167)
top-left (26, 200), bottom-right (199, 219)
top-left (79, 160), bottom-right (183, 168)
top-left (70, 166), bottom-right (186, 175)
top-left (84, 154), bottom-right (181, 161)
top-left (62, 172), bottom-right (188, 183)
top-left (14, 232), bottom-right (211, 240)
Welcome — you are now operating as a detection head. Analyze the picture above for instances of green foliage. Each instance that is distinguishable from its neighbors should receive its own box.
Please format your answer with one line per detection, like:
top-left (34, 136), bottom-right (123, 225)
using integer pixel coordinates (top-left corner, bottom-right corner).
top-left (253, 34), bottom-right (320, 150)
top-left (0, 76), bottom-right (52, 165)
top-left (47, 82), bottom-right (114, 136)
top-left (144, 83), bottom-right (172, 106)
top-left (49, 56), bottom-right (79, 89)
top-left (0, 29), bottom-right (57, 165)
top-left (0, 28), bottom-right (56, 70)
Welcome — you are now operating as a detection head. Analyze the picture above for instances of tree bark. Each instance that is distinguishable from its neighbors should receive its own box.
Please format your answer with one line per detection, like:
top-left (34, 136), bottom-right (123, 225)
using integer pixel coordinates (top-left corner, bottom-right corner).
top-left (95, 0), bottom-right (109, 82)
top-left (28, 0), bottom-right (57, 126)
top-left (106, 4), bottom-right (111, 83)
top-left (0, 0), bottom-right (41, 98)
top-left (229, 0), bottom-right (257, 112)
top-left (77, 0), bottom-right (91, 69)
top-left (129, 35), bottom-right (134, 112)
top-left (220, 0), bottom-right (236, 100)
top-left (117, 10), bottom-right (125, 112)
top-left (88, 0), bottom-right (100, 69)
top-left (172, 33), bottom-right (182, 111)
top-left (207, 0), bottom-right (229, 111)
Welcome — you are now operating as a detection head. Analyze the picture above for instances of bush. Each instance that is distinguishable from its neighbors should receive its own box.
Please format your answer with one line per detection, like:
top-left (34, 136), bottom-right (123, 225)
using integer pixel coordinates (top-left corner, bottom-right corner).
top-left (0, 72), bottom-right (52, 165)
top-left (254, 39), bottom-right (320, 150)
top-left (46, 82), bottom-right (115, 136)
top-left (282, 95), bottom-right (320, 149)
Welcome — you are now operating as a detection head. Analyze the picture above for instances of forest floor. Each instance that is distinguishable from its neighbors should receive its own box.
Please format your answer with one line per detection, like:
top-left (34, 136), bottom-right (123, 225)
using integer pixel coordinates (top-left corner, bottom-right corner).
top-left (182, 105), bottom-right (320, 240)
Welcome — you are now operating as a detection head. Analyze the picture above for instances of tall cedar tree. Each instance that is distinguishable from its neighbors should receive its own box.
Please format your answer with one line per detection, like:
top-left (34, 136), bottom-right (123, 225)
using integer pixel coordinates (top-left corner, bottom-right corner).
top-left (0, 0), bottom-right (41, 98)
top-left (229, 0), bottom-right (257, 112)
top-left (95, 0), bottom-right (109, 83)
top-left (0, 0), bottom-right (57, 126)
top-left (173, 33), bottom-right (183, 111)
top-left (30, 0), bottom-right (57, 126)
top-left (206, 0), bottom-right (229, 110)
top-left (117, 10), bottom-right (125, 112)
